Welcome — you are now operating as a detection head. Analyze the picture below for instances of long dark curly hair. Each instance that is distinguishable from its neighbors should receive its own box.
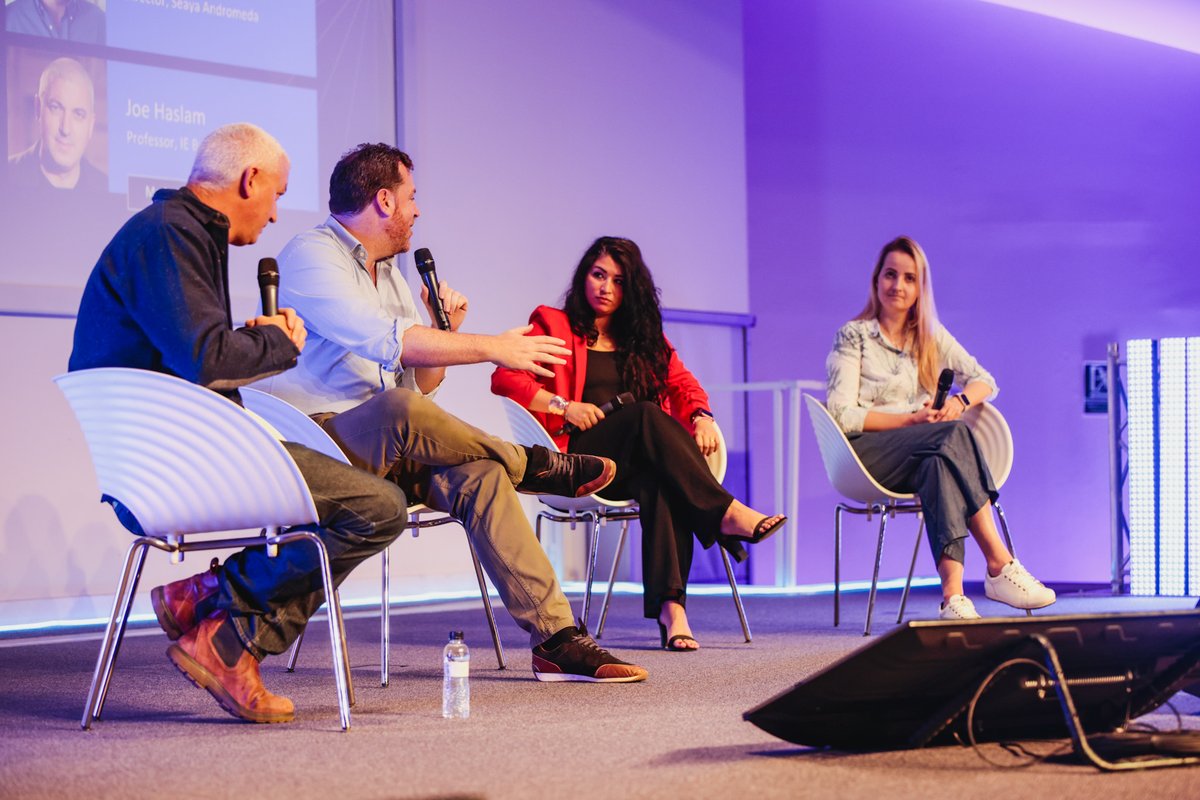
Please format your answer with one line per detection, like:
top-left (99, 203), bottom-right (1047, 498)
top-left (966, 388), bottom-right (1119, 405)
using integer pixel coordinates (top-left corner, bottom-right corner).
top-left (563, 237), bottom-right (670, 403)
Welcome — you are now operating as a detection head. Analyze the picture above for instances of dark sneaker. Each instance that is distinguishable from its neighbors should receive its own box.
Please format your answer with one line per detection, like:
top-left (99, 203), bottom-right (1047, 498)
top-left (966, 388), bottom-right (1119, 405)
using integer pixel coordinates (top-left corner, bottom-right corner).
top-left (517, 446), bottom-right (617, 498)
top-left (151, 558), bottom-right (220, 640)
top-left (532, 624), bottom-right (648, 683)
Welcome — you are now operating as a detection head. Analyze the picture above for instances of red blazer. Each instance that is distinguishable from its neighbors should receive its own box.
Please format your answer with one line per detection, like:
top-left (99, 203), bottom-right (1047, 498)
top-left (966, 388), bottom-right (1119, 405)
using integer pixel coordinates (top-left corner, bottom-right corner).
top-left (491, 305), bottom-right (711, 451)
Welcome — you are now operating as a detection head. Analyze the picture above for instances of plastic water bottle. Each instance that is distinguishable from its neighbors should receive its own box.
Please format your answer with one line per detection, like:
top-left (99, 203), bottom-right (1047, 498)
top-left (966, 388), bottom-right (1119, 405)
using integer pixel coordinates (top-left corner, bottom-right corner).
top-left (442, 630), bottom-right (469, 719)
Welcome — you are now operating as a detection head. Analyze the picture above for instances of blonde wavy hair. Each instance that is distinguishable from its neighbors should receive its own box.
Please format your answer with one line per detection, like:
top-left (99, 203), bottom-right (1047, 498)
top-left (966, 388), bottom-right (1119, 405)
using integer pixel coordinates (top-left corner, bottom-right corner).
top-left (855, 236), bottom-right (940, 395)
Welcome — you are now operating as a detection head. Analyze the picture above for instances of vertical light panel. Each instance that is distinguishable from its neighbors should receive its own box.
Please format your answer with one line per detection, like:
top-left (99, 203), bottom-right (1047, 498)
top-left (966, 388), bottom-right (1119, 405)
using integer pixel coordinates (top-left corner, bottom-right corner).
top-left (1190, 338), bottom-right (1200, 595)
top-left (1126, 339), bottom-right (1156, 595)
top-left (1157, 338), bottom-right (1187, 595)
top-left (1126, 336), bottom-right (1199, 596)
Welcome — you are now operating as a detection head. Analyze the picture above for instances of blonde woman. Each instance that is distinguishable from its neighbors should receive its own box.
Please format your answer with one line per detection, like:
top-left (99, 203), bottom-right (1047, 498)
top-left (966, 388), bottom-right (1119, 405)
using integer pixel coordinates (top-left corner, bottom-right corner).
top-left (825, 236), bottom-right (1055, 620)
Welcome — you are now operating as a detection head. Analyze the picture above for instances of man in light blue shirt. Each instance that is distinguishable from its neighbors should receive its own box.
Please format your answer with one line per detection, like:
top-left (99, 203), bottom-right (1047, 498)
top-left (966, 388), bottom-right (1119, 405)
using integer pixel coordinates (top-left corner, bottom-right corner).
top-left (261, 143), bottom-right (648, 683)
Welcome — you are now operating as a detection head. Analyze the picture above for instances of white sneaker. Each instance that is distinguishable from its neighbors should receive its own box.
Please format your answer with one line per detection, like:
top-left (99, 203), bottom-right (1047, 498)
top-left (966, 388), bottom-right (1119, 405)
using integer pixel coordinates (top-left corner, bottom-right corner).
top-left (939, 594), bottom-right (981, 620)
top-left (984, 558), bottom-right (1056, 610)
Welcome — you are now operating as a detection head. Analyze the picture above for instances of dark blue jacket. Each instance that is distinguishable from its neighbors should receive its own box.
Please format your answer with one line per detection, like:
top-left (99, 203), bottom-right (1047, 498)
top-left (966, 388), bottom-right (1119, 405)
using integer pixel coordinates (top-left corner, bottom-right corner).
top-left (69, 188), bottom-right (298, 398)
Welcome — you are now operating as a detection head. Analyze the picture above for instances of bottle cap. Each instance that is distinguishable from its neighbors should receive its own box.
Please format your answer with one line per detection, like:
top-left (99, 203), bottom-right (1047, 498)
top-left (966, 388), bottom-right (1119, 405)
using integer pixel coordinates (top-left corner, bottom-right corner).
top-left (449, 630), bottom-right (464, 641)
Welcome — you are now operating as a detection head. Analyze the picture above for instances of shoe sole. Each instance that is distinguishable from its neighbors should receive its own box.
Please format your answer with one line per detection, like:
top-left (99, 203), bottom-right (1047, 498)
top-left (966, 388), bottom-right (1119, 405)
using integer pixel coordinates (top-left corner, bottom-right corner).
top-left (150, 587), bottom-right (185, 641)
top-left (533, 669), bottom-right (647, 683)
top-left (984, 589), bottom-right (1057, 611)
top-left (573, 457), bottom-right (617, 498)
top-left (166, 645), bottom-right (294, 724)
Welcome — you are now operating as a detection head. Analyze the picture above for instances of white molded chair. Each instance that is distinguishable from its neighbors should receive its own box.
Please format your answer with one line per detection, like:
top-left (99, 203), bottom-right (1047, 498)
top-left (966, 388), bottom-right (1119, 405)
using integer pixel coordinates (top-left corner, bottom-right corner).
top-left (500, 397), bottom-right (751, 642)
top-left (240, 388), bottom-right (506, 683)
top-left (56, 368), bottom-right (354, 730)
top-left (804, 395), bottom-right (1020, 636)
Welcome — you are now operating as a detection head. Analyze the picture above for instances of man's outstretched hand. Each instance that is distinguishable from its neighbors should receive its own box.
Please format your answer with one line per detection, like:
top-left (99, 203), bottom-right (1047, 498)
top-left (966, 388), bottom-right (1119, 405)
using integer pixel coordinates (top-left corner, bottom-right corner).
top-left (490, 324), bottom-right (569, 378)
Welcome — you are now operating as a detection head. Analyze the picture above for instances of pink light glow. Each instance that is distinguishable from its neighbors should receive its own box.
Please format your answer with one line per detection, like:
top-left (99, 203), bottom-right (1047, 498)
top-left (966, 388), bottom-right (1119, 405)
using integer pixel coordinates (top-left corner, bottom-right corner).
top-left (980, 0), bottom-right (1200, 55)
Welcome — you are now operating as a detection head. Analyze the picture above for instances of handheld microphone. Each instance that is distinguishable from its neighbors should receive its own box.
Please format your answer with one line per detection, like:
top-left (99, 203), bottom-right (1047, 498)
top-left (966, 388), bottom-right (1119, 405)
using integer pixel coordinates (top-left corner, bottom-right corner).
top-left (560, 392), bottom-right (635, 436)
top-left (413, 247), bottom-right (451, 331)
top-left (931, 368), bottom-right (954, 410)
top-left (257, 258), bottom-right (279, 317)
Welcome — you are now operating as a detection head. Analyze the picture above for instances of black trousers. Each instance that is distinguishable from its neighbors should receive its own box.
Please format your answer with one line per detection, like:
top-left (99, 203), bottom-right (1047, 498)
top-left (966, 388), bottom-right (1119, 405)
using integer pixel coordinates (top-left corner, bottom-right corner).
top-left (571, 402), bottom-right (734, 618)
top-left (850, 420), bottom-right (997, 564)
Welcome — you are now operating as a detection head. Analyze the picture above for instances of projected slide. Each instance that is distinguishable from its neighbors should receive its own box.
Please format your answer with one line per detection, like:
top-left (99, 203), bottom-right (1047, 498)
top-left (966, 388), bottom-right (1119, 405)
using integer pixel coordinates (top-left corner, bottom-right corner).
top-left (108, 61), bottom-right (318, 210)
top-left (107, 0), bottom-right (316, 77)
top-left (0, 0), bottom-right (396, 294)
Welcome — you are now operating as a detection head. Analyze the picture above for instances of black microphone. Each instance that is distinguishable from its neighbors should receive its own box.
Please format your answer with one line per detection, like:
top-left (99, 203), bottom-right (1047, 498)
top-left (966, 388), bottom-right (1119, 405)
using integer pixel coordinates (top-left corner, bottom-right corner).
top-left (257, 257), bottom-right (279, 317)
top-left (560, 392), bottom-right (635, 436)
top-left (931, 368), bottom-right (954, 410)
top-left (414, 247), bottom-right (451, 331)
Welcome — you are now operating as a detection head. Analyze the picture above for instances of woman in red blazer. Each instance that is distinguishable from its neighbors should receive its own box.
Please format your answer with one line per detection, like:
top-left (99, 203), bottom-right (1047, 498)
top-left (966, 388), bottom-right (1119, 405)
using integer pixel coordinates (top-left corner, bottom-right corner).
top-left (492, 237), bottom-right (784, 651)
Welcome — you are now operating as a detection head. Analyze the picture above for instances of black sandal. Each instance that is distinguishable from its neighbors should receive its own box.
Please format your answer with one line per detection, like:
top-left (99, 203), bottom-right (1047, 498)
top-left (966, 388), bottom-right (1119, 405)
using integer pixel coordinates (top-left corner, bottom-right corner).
top-left (729, 514), bottom-right (787, 545)
top-left (657, 622), bottom-right (700, 652)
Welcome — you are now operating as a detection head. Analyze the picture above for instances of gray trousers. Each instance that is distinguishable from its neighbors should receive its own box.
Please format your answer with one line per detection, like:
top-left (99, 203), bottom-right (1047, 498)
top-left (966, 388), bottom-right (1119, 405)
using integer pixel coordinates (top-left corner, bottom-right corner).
top-left (317, 388), bottom-right (576, 647)
top-left (850, 420), bottom-right (997, 564)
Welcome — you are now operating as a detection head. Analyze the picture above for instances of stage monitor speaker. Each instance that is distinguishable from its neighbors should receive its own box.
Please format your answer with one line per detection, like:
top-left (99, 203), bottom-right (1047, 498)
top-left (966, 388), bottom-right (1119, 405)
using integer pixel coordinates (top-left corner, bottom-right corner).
top-left (744, 610), bottom-right (1200, 770)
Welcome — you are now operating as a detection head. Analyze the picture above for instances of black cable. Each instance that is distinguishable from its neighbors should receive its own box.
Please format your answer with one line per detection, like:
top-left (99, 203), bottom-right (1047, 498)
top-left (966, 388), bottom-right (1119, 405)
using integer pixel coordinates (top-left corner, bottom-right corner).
top-left (964, 657), bottom-right (1073, 768)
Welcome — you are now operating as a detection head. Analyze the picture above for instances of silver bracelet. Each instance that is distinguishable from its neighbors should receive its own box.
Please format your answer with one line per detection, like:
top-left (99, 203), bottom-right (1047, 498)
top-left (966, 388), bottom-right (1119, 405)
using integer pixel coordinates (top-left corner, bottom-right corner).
top-left (547, 395), bottom-right (570, 415)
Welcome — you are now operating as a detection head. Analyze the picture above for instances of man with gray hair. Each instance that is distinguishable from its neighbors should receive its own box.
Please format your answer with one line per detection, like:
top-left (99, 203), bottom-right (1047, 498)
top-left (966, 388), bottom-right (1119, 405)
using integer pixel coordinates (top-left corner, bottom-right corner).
top-left (69, 123), bottom-right (411, 724)
top-left (9, 57), bottom-right (105, 191)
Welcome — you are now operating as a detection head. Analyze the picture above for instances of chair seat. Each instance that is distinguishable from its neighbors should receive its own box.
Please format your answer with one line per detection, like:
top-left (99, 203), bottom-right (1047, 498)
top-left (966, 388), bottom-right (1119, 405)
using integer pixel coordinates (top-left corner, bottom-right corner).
top-left (56, 368), bottom-right (353, 730)
top-left (804, 394), bottom-right (1019, 636)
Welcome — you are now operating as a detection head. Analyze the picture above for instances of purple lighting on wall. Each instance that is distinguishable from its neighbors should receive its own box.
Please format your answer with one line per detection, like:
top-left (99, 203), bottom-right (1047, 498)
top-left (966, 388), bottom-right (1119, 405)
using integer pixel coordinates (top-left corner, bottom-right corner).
top-left (980, 0), bottom-right (1200, 56)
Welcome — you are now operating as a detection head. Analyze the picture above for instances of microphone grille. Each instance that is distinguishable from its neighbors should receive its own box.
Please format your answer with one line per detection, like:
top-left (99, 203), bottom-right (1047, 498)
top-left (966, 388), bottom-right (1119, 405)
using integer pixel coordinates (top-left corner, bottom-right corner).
top-left (257, 257), bottom-right (279, 286)
top-left (414, 248), bottom-right (434, 274)
top-left (937, 368), bottom-right (954, 388)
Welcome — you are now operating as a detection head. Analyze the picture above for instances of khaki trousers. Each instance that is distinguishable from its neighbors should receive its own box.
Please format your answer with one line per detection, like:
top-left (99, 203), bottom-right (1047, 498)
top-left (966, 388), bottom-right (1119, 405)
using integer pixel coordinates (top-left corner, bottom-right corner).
top-left (317, 388), bottom-right (576, 646)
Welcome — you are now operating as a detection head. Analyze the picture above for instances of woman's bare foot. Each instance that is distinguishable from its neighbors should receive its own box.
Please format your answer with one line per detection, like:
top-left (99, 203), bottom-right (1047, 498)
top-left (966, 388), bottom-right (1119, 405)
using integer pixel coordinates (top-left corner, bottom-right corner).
top-left (658, 600), bottom-right (698, 651)
top-left (720, 500), bottom-right (786, 542)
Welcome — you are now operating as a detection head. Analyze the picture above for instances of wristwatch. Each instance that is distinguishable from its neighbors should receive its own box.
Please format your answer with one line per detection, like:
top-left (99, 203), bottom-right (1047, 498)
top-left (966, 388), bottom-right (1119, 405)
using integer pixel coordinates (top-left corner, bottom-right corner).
top-left (547, 395), bottom-right (570, 415)
top-left (956, 393), bottom-right (971, 408)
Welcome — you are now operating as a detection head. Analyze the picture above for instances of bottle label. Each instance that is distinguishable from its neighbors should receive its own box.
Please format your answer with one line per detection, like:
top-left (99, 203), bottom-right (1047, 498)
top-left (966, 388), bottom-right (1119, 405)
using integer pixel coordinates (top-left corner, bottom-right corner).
top-left (448, 660), bottom-right (469, 678)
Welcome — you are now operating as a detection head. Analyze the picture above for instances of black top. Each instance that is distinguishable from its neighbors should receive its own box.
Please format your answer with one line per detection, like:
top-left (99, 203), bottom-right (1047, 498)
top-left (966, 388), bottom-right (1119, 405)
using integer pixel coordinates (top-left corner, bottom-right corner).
top-left (582, 349), bottom-right (623, 407)
top-left (69, 187), bottom-right (299, 400)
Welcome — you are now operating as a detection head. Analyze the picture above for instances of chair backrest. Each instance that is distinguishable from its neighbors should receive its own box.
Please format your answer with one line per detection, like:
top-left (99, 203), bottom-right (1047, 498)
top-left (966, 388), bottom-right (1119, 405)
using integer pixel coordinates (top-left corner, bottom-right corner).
top-left (803, 394), bottom-right (913, 504)
top-left (961, 401), bottom-right (1014, 490)
top-left (240, 388), bottom-right (351, 465)
top-left (707, 420), bottom-right (728, 484)
top-left (55, 368), bottom-right (318, 536)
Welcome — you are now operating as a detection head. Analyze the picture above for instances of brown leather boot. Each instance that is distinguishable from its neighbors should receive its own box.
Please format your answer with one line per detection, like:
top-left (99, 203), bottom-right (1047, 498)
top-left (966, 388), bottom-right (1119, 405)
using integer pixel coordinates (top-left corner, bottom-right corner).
top-left (151, 558), bottom-right (220, 640)
top-left (167, 611), bottom-right (295, 724)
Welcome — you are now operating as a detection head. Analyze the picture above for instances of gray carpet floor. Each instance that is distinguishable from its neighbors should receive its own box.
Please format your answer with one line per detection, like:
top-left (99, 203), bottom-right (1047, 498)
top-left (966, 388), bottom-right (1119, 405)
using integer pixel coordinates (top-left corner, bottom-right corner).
top-left (1, 586), bottom-right (1198, 800)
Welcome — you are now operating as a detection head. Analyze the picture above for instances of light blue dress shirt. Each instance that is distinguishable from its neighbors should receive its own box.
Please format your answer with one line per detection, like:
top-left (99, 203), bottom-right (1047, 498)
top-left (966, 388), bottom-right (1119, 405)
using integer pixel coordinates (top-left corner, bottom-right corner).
top-left (257, 216), bottom-right (428, 414)
top-left (825, 318), bottom-right (998, 435)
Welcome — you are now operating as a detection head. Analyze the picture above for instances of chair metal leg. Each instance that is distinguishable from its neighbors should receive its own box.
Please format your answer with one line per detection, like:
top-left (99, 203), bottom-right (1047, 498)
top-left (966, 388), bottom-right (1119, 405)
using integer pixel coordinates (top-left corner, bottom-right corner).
top-left (82, 538), bottom-right (151, 729)
top-left (381, 545), bottom-right (391, 687)
top-left (834, 505), bottom-right (845, 627)
top-left (464, 534), bottom-right (506, 669)
top-left (272, 530), bottom-right (352, 730)
top-left (581, 512), bottom-right (600, 629)
top-left (332, 591), bottom-right (356, 709)
top-left (993, 501), bottom-right (1032, 617)
top-left (897, 516), bottom-right (926, 624)
top-left (596, 520), bottom-right (628, 639)
top-left (995, 501), bottom-right (1015, 554)
top-left (721, 547), bottom-right (752, 642)
top-left (286, 629), bottom-right (304, 672)
top-left (864, 507), bottom-right (888, 636)
top-left (93, 539), bottom-right (153, 721)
